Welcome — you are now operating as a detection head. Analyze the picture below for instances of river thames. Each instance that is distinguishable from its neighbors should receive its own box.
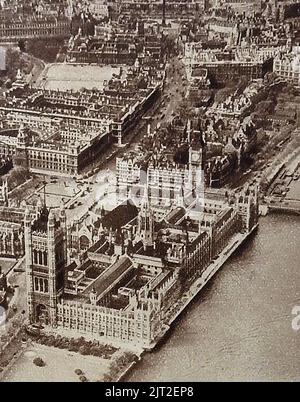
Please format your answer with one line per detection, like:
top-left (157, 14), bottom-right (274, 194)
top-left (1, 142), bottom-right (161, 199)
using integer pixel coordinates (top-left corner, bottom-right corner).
top-left (126, 213), bottom-right (300, 382)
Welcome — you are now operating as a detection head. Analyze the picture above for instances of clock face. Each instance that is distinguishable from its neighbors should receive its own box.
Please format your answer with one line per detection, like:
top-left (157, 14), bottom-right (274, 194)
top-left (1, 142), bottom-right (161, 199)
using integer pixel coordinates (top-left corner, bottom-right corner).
top-left (192, 152), bottom-right (200, 162)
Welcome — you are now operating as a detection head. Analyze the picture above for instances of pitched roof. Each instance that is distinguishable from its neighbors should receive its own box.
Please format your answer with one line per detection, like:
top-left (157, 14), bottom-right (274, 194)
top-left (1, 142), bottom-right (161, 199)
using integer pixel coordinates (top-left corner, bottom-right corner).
top-left (95, 202), bottom-right (138, 231)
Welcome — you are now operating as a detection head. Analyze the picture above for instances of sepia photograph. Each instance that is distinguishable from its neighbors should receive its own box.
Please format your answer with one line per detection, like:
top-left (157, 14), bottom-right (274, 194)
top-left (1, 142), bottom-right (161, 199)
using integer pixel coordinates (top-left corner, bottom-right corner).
top-left (0, 0), bottom-right (299, 389)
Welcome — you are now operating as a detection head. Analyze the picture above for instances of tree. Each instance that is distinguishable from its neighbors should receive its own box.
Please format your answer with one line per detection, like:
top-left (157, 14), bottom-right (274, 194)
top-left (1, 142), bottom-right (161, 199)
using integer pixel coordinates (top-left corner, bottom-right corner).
top-left (90, 345), bottom-right (101, 357)
top-left (18, 40), bottom-right (26, 53)
top-left (79, 345), bottom-right (90, 355)
top-left (5, 167), bottom-right (30, 190)
top-left (123, 352), bottom-right (138, 363)
top-left (33, 357), bottom-right (46, 367)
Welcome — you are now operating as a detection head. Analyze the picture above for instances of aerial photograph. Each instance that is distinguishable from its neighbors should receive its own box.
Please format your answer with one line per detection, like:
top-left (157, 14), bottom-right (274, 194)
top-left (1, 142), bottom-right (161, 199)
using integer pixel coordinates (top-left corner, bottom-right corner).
top-left (0, 0), bottom-right (299, 388)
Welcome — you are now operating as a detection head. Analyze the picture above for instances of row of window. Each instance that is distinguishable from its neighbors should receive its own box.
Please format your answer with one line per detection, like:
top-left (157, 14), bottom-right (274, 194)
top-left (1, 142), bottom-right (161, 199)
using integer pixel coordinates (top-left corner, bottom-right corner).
top-left (58, 318), bottom-right (149, 338)
top-left (34, 277), bottom-right (49, 293)
top-left (33, 249), bottom-right (48, 266)
top-left (30, 161), bottom-right (69, 172)
top-left (29, 152), bottom-right (67, 162)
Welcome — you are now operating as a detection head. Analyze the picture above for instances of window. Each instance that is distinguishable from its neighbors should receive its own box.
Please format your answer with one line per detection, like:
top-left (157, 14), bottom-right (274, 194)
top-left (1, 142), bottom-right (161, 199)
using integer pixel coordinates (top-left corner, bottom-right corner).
top-left (33, 249), bottom-right (38, 264)
top-left (38, 250), bottom-right (43, 265)
top-left (39, 278), bottom-right (44, 292)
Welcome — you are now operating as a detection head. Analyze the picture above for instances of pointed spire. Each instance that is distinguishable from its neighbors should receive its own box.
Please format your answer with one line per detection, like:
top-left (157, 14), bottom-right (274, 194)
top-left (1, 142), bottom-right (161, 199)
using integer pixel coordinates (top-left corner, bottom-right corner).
top-left (59, 200), bottom-right (66, 222)
top-left (25, 204), bottom-right (31, 222)
top-left (48, 209), bottom-right (55, 224)
top-left (108, 226), bottom-right (113, 244)
top-left (98, 220), bottom-right (104, 235)
top-left (16, 68), bottom-right (22, 81)
top-left (138, 181), bottom-right (154, 249)
top-left (141, 181), bottom-right (150, 210)
top-left (37, 194), bottom-right (43, 211)
top-left (177, 185), bottom-right (185, 207)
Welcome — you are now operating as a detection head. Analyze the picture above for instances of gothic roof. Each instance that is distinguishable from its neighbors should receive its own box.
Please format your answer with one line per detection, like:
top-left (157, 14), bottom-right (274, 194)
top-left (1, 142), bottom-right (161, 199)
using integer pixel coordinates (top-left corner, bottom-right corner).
top-left (94, 202), bottom-right (138, 231)
top-left (31, 205), bottom-right (49, 232)
top-left (83, 255), bottom-right (133, 298)
top-left (164, 207), bottom-right (186, 226)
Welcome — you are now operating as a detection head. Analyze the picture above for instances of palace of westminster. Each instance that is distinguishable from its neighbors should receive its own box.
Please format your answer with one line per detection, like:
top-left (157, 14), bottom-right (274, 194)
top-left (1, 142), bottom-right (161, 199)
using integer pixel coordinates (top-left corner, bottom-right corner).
top-left (23, 129), bottom-right (259, 348)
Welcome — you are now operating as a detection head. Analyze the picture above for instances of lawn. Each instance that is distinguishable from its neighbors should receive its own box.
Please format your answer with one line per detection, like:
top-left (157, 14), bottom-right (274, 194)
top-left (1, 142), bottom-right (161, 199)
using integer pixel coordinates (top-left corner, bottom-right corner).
top-left (40, 63), bottom-right (121, 91)
top-left (2, 343), bottom-right (111, 382)
top-left (0, 259), bottom-right (16, 275)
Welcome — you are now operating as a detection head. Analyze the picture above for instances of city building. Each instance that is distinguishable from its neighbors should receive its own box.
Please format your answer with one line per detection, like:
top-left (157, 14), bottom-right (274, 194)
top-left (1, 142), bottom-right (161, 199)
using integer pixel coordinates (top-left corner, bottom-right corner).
top-left (274, 47), bottom-right (300, 86)
top-left (0, 206), bottom-right (24, 257)
top-left (116, 119), bottom-right (205, 205)
top-left (116, 111), bottom-right (258, 191)
top-left (117, 0), bottom-right (205, 21)
top-left (0, 198), bottom-right (42, 258)
top-left (0, 16), bottom-right (70, 42)
top-left (184, 46), bottom-right (273, 86)
top-left (67, 21), bottom-right (165, 65)
top-left (88, 0), bottom-right (110, 19)
top-left (25, 180), bottom-right (259, 348)
top-left (0, 63), bottom-right (164, 176)
top-left (208, 80), bottom-right (265, 119)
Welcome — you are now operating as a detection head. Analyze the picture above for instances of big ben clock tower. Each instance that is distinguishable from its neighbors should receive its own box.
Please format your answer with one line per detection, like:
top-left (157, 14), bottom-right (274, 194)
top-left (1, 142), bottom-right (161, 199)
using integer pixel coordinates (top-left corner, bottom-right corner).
top-left (190, 148), bottom-right (202, 166)
top-left (187, 120), bottom-right (204, 192)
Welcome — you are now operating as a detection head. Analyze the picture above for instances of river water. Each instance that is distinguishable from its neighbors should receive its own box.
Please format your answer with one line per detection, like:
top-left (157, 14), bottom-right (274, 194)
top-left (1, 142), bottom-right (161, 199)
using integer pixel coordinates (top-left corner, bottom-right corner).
top-left (126, 214), bottom-right (300, 382)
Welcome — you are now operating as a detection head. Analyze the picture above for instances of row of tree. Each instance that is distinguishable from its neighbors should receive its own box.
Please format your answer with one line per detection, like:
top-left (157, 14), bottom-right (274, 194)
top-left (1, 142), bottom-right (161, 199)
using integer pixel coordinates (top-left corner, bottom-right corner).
top-left (33, 333), bottom-right (118, 359)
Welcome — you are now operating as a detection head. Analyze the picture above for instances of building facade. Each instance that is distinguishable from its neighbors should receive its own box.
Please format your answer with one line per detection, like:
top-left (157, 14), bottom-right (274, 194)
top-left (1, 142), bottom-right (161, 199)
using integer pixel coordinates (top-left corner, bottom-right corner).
top-left (274, 49), bottom-right (300, 86)
top-left (0, 207), bottom-right (25, 257)
top-left (0, 17), bottom-right (70, 42)
top-left (116, 120), bottom-right (205, 205)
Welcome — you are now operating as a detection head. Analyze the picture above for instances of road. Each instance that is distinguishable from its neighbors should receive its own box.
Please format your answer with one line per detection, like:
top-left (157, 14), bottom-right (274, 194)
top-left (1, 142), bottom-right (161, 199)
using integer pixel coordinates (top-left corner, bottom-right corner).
top-left (25, 53), bottom-right (45, 87)
top-left (62, 55), bottom-right (189, 221)
top-left (21, 53), bottom-right (189, 226)
top-left (125, 55), bottom-right (188, 147)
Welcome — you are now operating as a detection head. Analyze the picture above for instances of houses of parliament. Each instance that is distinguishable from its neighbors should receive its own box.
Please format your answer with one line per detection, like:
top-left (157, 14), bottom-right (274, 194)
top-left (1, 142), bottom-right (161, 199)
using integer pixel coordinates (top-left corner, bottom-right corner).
top-left (24, 176), bottom-right (259, 349)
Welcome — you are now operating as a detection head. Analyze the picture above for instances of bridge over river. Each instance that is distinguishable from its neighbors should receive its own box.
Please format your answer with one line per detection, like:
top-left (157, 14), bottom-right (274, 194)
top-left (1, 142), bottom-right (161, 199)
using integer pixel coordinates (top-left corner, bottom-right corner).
top-left (266, 196), bottom-right (300, 214)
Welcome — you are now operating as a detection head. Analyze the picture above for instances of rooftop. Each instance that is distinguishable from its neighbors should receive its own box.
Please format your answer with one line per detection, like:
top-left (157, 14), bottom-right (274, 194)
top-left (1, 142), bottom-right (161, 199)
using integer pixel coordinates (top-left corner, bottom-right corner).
top-left (83, 255), bottom-right (133, 299)
top-left (95, 202), bottom-right (139, 231)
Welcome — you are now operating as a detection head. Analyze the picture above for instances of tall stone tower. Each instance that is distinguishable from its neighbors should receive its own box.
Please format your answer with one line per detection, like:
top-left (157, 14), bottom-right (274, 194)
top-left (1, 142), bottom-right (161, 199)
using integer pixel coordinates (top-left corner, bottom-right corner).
top-left (235, 184), bottom-right (259, 232)
top-left (137, 185), bottom-right (154, 249)
top-left (188, 119), bottom-right (204, 194)
top-left (25, 205), bottom-right (67, 327)
top-left (14, 124), bottom-right (28, 168)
